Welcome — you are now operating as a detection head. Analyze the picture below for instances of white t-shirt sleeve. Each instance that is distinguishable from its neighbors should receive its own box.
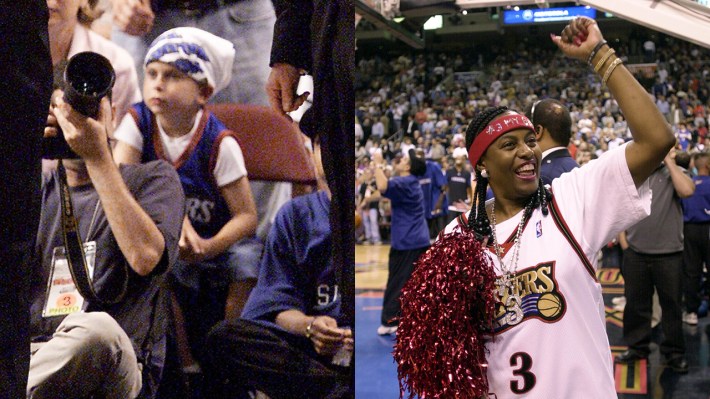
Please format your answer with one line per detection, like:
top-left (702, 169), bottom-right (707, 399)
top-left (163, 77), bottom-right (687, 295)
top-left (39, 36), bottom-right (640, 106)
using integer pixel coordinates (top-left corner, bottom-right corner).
top-left (113, 113), bottom-right (144, 152)
top-left (214, 136), bottom-right (247, 187)
top-left (550, 142), bottom-right (651, 258)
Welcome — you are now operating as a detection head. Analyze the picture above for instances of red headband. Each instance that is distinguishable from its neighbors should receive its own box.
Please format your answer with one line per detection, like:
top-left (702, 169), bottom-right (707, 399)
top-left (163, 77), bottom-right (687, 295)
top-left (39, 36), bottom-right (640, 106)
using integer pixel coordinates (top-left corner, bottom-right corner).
top-left (467, 114), bottom-right (535, 168)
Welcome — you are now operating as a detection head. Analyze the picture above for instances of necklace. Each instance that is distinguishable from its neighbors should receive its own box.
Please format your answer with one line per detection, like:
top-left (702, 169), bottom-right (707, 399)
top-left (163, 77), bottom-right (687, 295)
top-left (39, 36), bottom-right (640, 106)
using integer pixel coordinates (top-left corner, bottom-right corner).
top-left (490, 202), bottom-right (527, 277)
top-left (490, 200), bottom-right (533, 326)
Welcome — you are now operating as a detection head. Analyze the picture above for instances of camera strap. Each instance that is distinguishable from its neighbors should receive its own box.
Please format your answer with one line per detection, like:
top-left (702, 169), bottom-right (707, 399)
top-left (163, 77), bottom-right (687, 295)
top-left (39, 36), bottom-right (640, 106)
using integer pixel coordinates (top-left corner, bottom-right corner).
top-left (57, 160), bottom-right (128, 306)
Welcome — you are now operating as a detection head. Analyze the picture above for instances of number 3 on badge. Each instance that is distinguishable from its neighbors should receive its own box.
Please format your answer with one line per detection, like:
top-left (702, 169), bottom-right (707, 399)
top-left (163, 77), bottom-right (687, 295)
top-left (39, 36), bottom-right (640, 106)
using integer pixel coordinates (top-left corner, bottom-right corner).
top-left (57, 293), bottom-right (76, 308)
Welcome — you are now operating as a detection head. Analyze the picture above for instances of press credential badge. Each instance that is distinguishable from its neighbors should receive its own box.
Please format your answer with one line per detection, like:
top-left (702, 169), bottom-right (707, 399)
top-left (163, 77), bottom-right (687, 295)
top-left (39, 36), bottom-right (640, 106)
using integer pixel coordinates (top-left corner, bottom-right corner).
top-left (42, 241), bottom-right (96, 318)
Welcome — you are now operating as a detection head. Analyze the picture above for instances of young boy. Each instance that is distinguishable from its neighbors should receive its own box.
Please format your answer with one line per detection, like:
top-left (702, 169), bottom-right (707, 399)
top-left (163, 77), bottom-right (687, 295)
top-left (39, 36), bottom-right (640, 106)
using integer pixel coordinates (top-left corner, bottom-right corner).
top-left (112, 27), bottom-right (258, 370)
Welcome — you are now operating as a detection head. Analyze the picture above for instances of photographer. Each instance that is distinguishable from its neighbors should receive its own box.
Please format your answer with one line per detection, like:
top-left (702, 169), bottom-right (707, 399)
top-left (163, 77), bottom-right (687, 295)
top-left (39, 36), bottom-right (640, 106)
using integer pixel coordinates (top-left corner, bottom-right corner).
top-left (27, 69), bottom-right (184, 398)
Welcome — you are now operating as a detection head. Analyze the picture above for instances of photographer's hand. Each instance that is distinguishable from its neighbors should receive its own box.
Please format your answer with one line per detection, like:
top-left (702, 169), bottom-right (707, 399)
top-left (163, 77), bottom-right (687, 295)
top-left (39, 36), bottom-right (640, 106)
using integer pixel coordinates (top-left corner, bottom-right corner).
top-left (44, 91), bottom-right (63, 139)
top-left (53, 96), bottom-right (112, 162)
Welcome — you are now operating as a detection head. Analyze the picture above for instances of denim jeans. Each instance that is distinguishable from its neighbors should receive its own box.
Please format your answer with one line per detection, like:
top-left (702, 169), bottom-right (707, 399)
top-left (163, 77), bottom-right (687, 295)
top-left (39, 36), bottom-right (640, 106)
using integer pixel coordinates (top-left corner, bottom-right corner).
top-left (169, 237), bottom-right (264, 363)
top-left (171, 237), bottom-right (264, 290)
top-left (361, 207), bottom-right (380, 244)
top-left (111, 0), bottom-right (275, 107)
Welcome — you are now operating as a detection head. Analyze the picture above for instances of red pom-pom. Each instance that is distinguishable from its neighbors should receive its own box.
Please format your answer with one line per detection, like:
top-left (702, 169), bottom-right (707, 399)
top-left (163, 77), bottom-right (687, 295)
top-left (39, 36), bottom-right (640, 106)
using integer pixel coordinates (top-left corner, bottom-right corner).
top-left (394, 228), bottom-right (498, 399)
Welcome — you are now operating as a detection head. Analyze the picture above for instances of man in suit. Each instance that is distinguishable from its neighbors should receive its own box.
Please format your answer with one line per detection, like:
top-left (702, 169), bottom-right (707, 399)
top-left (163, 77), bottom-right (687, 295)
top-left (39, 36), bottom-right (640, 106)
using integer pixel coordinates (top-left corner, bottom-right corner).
top-left (525, 99), bottom-right (579, 185)
top-left (0, 2), bottom-right (52, 397)
top-left (265, 0), bottom-right (354, 329)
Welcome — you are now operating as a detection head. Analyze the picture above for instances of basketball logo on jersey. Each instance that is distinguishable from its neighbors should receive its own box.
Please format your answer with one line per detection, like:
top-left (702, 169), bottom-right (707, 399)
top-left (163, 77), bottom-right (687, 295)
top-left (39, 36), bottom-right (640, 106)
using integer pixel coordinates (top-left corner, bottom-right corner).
top-left (493, 262), bottom-right (566, 333)
top-left (535, 220), bottom-right (542, 237)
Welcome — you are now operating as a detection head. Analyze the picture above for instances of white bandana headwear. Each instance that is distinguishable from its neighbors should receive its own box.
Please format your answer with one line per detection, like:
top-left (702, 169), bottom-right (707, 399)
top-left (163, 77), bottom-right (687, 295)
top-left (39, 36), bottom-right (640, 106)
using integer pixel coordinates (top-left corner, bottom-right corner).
top-left (144, 27), bottom-right (235, 97)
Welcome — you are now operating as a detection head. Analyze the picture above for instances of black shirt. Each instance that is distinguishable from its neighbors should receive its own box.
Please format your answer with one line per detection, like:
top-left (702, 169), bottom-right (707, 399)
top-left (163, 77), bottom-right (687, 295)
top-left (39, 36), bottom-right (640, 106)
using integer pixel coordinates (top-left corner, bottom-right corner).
top-left (446, 167), bottom-right (471, 204)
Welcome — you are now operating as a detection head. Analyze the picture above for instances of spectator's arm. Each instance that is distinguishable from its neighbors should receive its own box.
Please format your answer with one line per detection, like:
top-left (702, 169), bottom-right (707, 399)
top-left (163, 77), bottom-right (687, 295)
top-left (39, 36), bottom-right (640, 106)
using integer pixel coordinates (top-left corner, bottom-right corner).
top-left (374, 166), bottom-right (388, 193)
top-left (54, 98), bottom-right (165, 276)
top-left (434, 186), bottom-right (447, 212)
top-left (270, 0), bottom-right (313, 71)
top-left (275, 309), bottom-right (352, 357)
top-left (366, 190), bottom-right (382, 202)
top-left (665, 150), bottom-right (695, 198)
top-left (206, 177), bottom-right (258, 258)
top-left (618, 231), bottom-right (628, 250)
top-left (113, 140), bottom-right (141, 165)
top-left (266, 0), bottom-right (313, 118)
top-left (112, 114), bottom-right (143, 165)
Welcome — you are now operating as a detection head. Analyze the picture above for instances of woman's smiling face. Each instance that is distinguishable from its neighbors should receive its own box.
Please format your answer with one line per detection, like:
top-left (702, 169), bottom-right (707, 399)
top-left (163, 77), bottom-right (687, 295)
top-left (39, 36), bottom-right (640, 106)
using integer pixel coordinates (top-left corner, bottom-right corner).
top-left (479, 114), bottom-right (542, 202)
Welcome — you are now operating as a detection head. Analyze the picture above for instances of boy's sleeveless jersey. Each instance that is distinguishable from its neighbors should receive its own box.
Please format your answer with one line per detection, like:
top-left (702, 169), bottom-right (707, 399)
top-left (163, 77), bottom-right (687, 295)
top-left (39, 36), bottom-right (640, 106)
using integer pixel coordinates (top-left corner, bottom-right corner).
top-left (131, 103), bottom-right (234, 238)
top-left (442, 143), bottom-right (651, 398)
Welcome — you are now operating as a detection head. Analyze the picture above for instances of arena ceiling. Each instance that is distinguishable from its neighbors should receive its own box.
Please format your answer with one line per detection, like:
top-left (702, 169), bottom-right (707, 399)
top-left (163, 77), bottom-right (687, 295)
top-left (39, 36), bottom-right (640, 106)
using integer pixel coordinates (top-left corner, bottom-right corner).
top-left (356, 0), bottom-right (710, 49)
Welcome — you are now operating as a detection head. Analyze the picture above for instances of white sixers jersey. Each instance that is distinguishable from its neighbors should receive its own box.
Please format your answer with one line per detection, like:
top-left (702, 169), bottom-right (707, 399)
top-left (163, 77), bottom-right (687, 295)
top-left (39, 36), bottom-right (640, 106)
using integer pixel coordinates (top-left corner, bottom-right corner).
top-left (440, 143), bottom-right (651, 398)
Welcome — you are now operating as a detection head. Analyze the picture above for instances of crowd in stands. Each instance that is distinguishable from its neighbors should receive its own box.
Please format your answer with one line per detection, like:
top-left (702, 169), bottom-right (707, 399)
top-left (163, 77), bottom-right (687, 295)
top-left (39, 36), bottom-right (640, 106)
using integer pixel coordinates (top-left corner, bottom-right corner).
top-left (356, 30), bottom-right (710, 236)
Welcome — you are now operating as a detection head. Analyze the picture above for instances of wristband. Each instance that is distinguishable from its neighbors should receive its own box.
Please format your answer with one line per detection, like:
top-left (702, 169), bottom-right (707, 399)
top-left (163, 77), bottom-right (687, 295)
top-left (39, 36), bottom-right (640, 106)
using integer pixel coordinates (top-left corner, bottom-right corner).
top-left (587, 40), bottom-right (608, 66)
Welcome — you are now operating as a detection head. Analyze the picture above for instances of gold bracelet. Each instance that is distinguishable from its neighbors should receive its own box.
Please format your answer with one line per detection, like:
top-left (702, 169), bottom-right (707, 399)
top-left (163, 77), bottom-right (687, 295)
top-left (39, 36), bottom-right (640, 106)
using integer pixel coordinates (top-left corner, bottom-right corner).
top-left (594, 48), bottom-right (616, 73)
top-left (305, 317), bottom-right (317, 338)
top-left (602, 58), bottom-right (623, 87)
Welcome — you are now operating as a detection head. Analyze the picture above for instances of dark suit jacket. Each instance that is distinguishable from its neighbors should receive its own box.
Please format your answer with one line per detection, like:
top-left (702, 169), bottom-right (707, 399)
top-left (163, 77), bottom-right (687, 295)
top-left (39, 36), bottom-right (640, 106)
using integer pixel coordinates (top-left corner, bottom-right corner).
top-left (541, 148), bottom-right (579, 186)
top-left (0, 2), bottom-right (52, 398)
top-left (270, 0), bottom-right (355, 326)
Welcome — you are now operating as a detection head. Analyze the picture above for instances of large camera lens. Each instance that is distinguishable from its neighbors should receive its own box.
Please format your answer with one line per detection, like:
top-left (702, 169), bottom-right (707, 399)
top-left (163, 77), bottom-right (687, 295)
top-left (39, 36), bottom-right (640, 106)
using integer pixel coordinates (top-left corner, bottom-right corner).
top-left (64, 52), bottom-right (116, 118)
top-left (42, 52), bottom-right (116, 159)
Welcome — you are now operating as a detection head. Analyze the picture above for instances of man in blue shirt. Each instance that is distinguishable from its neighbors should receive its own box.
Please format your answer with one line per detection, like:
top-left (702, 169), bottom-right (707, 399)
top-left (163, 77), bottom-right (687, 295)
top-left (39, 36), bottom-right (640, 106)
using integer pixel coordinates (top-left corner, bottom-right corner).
top-left (681, 152), bottom-right (710, 325)
top-left (374, 149), bottom-right (430, 335)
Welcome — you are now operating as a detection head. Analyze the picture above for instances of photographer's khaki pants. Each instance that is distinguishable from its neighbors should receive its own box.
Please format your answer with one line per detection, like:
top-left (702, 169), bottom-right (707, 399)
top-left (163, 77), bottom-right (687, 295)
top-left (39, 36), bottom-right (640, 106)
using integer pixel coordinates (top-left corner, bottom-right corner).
top-left (27, 312), bottom-right (142, 399)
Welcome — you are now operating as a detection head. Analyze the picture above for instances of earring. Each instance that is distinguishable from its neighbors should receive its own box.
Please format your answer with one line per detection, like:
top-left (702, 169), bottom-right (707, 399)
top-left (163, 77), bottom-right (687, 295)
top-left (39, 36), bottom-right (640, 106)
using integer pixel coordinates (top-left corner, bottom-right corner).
top-left (480, 169), bottom-right (488, 178)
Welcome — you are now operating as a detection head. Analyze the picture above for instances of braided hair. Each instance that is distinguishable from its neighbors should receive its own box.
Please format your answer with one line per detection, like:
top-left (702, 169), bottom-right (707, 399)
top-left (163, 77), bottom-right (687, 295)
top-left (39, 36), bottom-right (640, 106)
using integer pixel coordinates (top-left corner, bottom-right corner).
top-left (464, 107), bottom-right (551, 239)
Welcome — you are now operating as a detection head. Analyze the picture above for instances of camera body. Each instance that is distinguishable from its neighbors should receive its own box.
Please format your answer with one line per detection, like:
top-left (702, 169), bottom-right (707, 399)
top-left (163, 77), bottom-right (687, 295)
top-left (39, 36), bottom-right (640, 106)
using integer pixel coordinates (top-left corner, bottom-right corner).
top-left (42, 52), bottom-right (116, 159)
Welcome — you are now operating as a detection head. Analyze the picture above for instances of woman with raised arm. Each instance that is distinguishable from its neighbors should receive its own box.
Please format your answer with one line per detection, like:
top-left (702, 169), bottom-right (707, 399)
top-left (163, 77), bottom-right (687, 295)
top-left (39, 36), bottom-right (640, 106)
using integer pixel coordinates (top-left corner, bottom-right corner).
top-left (394, 17), bottom-right (674, 399)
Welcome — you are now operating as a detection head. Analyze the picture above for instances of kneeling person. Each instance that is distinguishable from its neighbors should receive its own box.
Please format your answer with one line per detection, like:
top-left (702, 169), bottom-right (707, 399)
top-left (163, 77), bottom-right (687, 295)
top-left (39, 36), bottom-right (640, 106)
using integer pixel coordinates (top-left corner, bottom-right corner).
top-left (28, 83), bottom-right (184, 398)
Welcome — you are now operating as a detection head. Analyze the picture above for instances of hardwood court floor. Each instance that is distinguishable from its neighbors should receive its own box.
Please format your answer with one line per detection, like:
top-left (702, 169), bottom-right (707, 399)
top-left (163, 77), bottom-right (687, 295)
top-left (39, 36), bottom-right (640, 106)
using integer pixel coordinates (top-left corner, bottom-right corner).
top-left (355, 243), bottom-right (710, 399)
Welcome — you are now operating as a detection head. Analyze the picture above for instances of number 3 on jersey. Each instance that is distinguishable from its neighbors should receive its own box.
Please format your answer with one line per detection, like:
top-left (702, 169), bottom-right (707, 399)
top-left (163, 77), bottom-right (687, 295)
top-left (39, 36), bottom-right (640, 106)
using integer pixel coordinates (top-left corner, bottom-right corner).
top-left (510, 352), bottom-right (536, 394)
